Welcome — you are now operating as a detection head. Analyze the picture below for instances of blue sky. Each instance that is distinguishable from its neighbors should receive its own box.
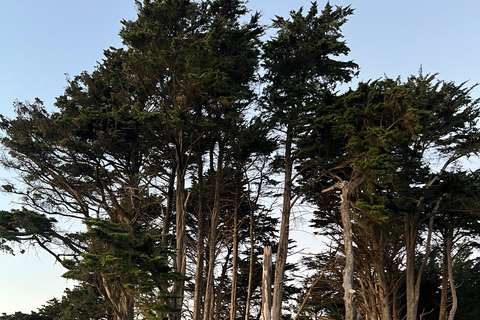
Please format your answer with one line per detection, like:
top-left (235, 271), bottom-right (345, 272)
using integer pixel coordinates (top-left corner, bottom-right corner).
top-left (1, 0), bottom-right (480, 314)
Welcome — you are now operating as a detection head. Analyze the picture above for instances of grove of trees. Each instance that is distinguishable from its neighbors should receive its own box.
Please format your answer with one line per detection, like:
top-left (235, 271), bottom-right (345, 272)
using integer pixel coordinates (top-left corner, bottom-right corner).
top-left (1, 1), bottom-right (480, 320)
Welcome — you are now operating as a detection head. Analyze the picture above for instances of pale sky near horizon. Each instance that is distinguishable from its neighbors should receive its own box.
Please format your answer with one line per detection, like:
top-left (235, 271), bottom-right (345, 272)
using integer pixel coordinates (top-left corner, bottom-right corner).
top-left (1, 0), bottom-right (480, 315)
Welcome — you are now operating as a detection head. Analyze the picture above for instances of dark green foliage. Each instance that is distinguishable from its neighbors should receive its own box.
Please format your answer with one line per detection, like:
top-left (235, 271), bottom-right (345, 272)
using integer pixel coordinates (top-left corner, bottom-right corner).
top-left (0, 208), bottom-right (59, 256)
top-left (0, 312), bottom-right (47, 320)
top-left (62, 219), bottom-right (179, 318)
top-left (0, 284), bottom-right (112, 320)
top-left (38, 285), bottom-right (112, 320)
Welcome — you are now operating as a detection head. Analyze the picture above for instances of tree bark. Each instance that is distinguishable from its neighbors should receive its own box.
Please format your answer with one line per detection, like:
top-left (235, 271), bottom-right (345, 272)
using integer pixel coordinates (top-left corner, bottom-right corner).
top-left (446, 229), bottom-right (457, 320)
top-left (405, 195), bottom-right (439, 320)
top-left (162, 170), bottom-right (175, 247)
top-left (340, 182), bottom-right (356, 320)
top-left (203, 143), bottom-right (224, 320)
top-left (404, 212), bottom-right (419, 320)
top-left (193, 154), bottom-right (205, 320)
top-left (272, 126), bottom-right (293, 320)
top-left (262, 246), bottom-right (272, 320)
top-left (172, 131), bottom-right (187, 319)
top-left (439, 233), bottom-right (449, 320)
top-left (244, 203), bottom-right (256, 320)
top-left (371, 235), bottom-right (392, 320)
top-left (230, 185), bottom-right (240, 320)
top-left (102, 277), bottom-right (135, 320)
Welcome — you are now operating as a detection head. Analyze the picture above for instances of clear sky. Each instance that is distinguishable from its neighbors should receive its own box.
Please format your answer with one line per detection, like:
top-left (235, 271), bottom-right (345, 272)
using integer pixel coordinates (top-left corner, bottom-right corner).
top-left (1, 0), bottom-right (480, 314)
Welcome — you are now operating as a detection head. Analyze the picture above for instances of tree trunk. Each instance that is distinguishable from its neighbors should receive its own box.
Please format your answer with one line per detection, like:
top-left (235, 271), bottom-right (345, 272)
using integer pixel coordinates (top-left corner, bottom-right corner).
top-left (272, 125), bottom-right (293, 320)
top-left (446, 229), bottom-right (457, 320)
top-left (102, 277), bottom-right (135, 320)
top-left (230, 186), bottom-right (240, 320)
top-left (404, 213), bottom-right (419, 320)
top-left (405, 195), bottom-right (438, 320)
top-left (193, 155), bottom-right (205, 320)
top-left (162, 170), bottom-right (175, 247)
top-left (262, 246), bottom-right (272, 320)
top-left (372, 235), bottom-right (392, 320)
top-left (244, 203), bottom-right (256, 320)
top-left (340, 182), bottom-right (356, 320)
top-left (215, 247), bottom-right (232, 320)
top-left (439, 233), bottom-right (449, 320)
top-left (172, 131), bottom-right (187, 318)
top-left (203, 143), bottom-right (224, 320)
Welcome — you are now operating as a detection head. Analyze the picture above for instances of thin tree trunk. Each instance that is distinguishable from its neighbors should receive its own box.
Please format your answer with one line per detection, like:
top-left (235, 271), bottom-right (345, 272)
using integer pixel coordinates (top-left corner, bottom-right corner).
top-left (203, 143), bottom-right (224, 320)
top-left (173, 131), bottom-right (187, 319)
top-left (404, 212), bottom-right (418, 320)
top-left (162, 170), bottom-right (175, 247)
top-left (244, 204), bottom-right (256, 320)
top-left (405, 168), bottom-right (450, 320)
top-left (193, 154), bottom-right (205, 320)
top-left (272, 126), bottom-right (293, 320)
top-left (340, 182), bottom-right (356, 320)
top-left (230, 185), bottom-right (240, 320)
top-left (262, 246), bottom-right (272, 320)
top-left (439, 233), bottom-right (449, 320)
top-left (446, 229), bottom-right (457, 320)
top-left (215, 247), bottom-right (232, 320)
top-left (405, 195), bottom-right (441, 320)
top-left (372, 234), bottom-right (392, 320)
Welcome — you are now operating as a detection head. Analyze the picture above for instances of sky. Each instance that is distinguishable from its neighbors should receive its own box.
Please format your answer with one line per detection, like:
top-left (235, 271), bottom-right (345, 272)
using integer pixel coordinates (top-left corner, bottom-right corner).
top-left (1, 0), bottom-right (480, 315)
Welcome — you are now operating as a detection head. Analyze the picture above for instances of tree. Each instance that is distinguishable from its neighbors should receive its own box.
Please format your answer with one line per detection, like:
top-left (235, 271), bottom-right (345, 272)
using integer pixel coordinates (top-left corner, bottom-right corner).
top-left (1, 1), bottom-right (269, 319)
top-left (301, 78), bottom-right (417, 320)
top-left (296, 73), bottom-right (480, 320)
top-left (262, 3), bottom-right (358, 319)
top-left (0, 63), bottom-right (178, 318)
top-left (400, 72), bottom-right (480, 320)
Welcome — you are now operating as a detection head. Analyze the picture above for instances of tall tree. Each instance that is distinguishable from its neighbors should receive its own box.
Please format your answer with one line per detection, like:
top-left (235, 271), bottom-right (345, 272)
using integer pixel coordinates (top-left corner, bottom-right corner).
top-left (296, 73), bottom-right (480, 320)
top-left (400, 73), bottom-right (480, 320)
top-left (262, 3), bottom-right (357, 319)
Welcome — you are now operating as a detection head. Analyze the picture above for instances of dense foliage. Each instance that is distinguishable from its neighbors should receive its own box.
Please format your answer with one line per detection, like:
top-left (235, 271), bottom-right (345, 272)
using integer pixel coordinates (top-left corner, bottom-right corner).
top-left (1, 1), bottom-right (480, 320)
